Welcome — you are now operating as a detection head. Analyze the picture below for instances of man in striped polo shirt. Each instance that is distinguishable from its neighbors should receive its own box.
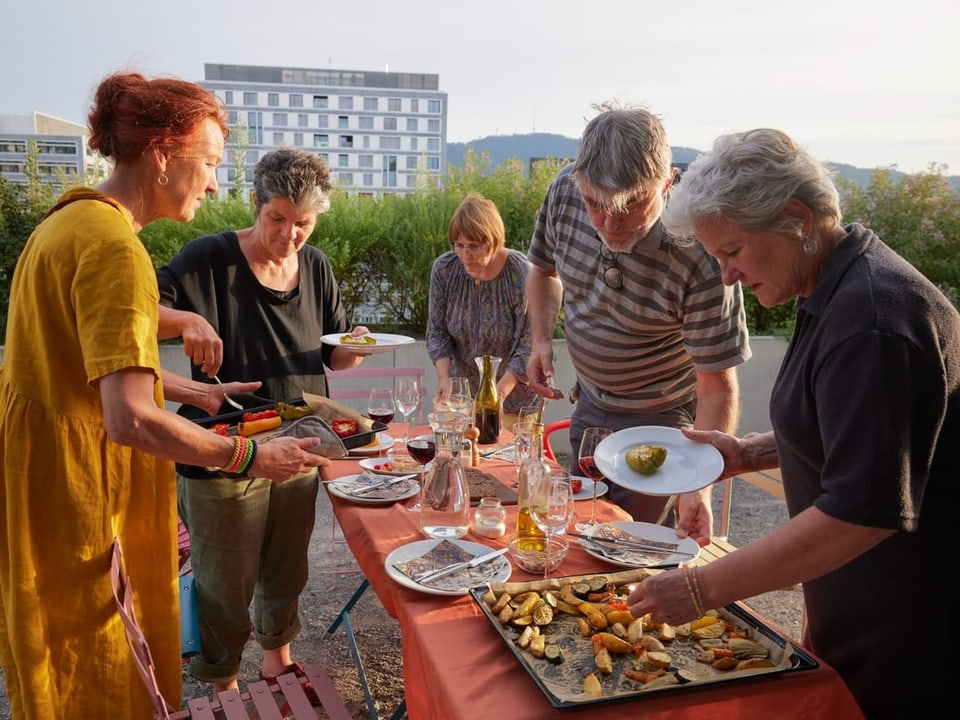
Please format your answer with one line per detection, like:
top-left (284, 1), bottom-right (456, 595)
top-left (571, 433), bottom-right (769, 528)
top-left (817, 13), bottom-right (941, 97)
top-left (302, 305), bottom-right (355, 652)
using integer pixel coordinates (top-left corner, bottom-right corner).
top-left (525, 103), bottom-right (751, 544)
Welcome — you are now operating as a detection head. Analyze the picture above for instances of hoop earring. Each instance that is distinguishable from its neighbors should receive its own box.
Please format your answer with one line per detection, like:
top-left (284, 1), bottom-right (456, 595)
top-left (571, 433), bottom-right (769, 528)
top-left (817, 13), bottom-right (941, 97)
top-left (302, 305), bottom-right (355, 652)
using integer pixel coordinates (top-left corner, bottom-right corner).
top-left (158, 174), bottom-right (169, 186)
top-left (802, 237), bottom-right (818, 255)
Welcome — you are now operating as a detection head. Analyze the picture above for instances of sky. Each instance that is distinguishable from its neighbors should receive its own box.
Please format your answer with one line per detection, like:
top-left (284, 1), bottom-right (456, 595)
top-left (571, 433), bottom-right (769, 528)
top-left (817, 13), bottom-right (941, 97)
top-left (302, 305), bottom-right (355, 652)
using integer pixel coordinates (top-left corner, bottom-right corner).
top-left (3, 0), bottom-right (958, 174)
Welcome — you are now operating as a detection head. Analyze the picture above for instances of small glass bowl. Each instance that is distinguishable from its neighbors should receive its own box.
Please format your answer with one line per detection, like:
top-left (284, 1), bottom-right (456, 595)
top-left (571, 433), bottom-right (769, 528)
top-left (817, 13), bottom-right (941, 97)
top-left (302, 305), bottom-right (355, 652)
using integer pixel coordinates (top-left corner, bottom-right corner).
top-left (508, 535), bottom-right (570, 574)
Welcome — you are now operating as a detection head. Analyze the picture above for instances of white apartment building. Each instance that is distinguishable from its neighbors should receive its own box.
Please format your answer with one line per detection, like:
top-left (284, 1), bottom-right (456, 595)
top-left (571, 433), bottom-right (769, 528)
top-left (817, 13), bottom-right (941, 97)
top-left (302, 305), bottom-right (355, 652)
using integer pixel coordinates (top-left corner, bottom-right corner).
top-left (0, 113), bottom-right (105, 188)
top-left (201, 63), bottom-right (448, 196)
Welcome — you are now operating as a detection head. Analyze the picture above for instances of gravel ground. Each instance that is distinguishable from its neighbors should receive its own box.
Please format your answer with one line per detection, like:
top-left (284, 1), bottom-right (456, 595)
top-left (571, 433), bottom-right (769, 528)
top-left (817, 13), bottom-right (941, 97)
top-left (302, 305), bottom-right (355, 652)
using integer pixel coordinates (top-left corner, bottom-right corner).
top-left (0, 477), bottom-right (801, 719)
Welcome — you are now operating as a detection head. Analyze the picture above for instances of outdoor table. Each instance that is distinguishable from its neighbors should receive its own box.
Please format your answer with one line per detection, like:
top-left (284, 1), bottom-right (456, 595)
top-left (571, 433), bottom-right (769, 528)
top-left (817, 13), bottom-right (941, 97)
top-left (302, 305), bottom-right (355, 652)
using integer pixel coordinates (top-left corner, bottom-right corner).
top-left (324, 427), bottom-right (864, 720)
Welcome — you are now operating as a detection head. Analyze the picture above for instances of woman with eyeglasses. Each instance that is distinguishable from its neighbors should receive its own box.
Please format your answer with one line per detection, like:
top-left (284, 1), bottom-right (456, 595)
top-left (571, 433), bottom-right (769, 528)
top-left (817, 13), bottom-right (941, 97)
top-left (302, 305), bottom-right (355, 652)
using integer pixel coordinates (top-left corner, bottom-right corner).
top-left (426, 192), bottom-right (538, 420)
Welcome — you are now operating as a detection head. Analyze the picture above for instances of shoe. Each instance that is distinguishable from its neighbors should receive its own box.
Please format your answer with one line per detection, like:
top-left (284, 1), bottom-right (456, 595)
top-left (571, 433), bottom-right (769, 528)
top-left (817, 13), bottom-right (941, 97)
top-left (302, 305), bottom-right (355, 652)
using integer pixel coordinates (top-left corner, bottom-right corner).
top-left (258, 662), bottom-right (322, 708)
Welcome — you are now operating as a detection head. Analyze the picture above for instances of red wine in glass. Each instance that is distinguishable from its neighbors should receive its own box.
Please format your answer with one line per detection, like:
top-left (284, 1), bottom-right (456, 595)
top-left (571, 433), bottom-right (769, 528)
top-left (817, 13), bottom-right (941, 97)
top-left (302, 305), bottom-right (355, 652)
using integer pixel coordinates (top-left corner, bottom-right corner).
top-left (579, 456), bottom-right (605, 482)
top-left (406, 437), bottom-right (436, 465)
top-left (368, 409), bottom-right (395, 425)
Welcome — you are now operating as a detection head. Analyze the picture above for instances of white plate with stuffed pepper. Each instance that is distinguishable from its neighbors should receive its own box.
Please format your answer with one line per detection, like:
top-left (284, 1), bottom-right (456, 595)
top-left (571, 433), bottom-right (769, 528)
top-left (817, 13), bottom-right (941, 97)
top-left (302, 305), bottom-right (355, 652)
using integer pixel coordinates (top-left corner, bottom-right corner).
top-left (321, 332), bottom-right (416, 355)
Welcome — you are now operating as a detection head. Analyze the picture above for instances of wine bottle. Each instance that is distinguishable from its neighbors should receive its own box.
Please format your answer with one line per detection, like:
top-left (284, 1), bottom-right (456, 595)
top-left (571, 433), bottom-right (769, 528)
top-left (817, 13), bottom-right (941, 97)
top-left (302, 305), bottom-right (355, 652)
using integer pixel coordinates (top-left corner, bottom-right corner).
top-left (473, 354), bottom-right (501, 445)
top-left (515, 422), bottom-right (547, 551)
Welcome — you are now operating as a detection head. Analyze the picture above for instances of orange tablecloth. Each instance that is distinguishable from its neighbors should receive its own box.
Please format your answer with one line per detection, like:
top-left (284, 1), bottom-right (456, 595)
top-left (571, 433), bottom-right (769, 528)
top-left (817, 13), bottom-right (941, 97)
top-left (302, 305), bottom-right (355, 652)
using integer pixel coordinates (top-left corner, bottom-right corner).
top-left (325, 433), bottom-right (864, 720)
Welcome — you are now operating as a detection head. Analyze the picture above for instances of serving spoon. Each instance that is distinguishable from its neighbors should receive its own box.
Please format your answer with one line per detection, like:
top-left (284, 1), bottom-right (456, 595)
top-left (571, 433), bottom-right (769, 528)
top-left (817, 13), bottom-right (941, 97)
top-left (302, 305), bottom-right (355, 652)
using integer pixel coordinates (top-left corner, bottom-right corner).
top-left (213, 375), bottom-right (244, 411)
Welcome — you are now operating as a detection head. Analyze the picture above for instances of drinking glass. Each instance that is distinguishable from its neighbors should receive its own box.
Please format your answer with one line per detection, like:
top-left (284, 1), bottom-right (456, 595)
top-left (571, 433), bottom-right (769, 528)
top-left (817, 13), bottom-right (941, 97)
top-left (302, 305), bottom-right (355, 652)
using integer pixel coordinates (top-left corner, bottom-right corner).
top-left (574, 426), bottom-right (612, 532)
top-left (513, 405), bottom-right (539, 473)
top-left (442, 377), bottom-right (473, 418)
top-left (530, 467), bottom-right (574, 578)
top-left (395, 376), bottom-right (420, 445)
top-left (404, 433), bottom-right (437, 513)
top-left (367, 388), bottom-right (396, 426)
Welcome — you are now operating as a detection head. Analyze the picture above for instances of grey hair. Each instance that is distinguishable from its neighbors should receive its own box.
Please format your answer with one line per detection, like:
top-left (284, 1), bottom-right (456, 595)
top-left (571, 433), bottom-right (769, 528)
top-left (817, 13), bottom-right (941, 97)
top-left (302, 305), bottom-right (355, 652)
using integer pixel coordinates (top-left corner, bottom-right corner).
top-left (664, 128), bottom-right (842, 243)
top-left (252, 147), bottom-right (333, 215)
top-left (572, 102), bottom-right (672, 204)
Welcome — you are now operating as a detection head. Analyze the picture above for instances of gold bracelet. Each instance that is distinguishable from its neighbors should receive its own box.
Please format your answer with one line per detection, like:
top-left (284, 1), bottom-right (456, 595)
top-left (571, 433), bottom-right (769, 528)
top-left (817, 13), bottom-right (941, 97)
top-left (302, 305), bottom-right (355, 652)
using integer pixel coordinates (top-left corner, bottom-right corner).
top-left (689, 566), bottom-right (708, 616)
top-left (681, 566), bottom-right (706, 617)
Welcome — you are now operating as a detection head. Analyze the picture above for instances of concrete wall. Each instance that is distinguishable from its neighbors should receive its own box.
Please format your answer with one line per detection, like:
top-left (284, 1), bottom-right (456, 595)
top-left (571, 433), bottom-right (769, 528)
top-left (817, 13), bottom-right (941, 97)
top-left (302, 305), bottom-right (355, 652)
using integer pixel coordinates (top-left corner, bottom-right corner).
top-left (4, 337), bottom-right (786, 433)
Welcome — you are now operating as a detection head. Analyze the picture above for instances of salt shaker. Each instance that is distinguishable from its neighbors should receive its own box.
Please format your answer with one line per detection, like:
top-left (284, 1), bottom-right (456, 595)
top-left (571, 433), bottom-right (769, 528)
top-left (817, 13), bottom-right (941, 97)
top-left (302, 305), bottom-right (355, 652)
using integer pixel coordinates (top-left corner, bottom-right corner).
top-left (474, 496), bottom-right (507, 539)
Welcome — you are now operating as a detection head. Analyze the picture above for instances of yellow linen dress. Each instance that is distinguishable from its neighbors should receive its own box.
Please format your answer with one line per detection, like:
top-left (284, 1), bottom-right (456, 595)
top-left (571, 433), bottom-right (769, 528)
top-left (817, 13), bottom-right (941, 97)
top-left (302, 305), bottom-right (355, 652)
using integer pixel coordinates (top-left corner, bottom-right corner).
top-left (0, 188), bottom-right (181, 718)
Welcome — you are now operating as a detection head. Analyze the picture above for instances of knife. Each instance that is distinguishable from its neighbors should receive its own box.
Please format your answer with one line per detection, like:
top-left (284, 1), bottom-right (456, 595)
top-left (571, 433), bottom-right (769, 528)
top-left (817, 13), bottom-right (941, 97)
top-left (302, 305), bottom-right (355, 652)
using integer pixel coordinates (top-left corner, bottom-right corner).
top-left (415, 546), bottom-right (509, 584)
top-left (568, 532), bottom-right (694, 556)
top-left (348, 473), bottom-right (417, 496)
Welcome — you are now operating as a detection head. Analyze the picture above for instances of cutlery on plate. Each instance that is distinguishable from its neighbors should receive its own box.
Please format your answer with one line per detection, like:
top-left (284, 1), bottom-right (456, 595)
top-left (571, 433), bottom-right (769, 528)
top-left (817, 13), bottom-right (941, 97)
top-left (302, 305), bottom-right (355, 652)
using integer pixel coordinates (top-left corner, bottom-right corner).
top-left (568, 532), bottom-right (694, 557)
top-left (414, 546), bottom-right (509, 585)
top-left (479, 444), bottom-right (514, 458)
top-left (347, 474), bottom-right (417, 496)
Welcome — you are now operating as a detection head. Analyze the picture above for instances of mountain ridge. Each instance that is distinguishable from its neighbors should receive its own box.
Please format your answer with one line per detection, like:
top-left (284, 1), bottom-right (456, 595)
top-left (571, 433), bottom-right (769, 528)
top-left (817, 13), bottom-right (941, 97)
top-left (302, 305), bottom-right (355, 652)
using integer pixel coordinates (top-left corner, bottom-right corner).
top-left (446, 133), bottom-right (959, 190)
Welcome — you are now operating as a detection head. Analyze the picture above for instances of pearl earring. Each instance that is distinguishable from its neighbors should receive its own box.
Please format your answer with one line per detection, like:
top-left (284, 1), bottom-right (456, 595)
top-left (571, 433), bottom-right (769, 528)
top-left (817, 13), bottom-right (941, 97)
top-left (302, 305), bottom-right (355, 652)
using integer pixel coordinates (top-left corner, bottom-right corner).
top-left (802, 237), bottom-right (818, 255)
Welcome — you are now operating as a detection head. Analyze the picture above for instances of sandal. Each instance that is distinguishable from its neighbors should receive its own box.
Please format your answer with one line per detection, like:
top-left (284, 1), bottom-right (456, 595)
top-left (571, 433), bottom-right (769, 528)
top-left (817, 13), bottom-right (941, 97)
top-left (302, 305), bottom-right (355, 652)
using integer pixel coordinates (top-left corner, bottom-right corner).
top-left (259, 662), bottom-right (322, 708)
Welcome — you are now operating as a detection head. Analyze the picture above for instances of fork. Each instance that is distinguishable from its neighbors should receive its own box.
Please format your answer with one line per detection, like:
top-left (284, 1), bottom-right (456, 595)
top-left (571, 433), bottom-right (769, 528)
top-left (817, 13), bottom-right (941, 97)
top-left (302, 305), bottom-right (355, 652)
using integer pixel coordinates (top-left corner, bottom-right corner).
top-left (213, 375), bottom-right (243, 411)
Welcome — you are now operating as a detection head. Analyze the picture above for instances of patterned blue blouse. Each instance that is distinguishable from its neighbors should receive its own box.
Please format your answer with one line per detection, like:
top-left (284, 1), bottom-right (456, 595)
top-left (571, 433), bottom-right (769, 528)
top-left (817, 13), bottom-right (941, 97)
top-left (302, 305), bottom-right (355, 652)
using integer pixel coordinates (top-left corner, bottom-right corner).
top-left (426, 249), bottom-right (538, 414)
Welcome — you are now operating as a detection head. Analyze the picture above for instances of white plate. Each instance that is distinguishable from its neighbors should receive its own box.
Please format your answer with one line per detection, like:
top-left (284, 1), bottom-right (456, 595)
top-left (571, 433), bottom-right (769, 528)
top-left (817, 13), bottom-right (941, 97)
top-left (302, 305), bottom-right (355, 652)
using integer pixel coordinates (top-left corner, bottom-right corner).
top-left (571, 478), bottom-right (608, 501)
top-left (579, 521), bottom-right (701, 568)
top-left (357, 456), bottom-right (422, 476)
top-left (327, 473), bottom-right (419, 505)
top-left (320, 332), bottom-right (416, 355)
top-left (594, 426), bottom-right (723, 496)
top-left (347, 433), bottom-right (395, 455)
top-left (385, 539), bottom-right (512, 596)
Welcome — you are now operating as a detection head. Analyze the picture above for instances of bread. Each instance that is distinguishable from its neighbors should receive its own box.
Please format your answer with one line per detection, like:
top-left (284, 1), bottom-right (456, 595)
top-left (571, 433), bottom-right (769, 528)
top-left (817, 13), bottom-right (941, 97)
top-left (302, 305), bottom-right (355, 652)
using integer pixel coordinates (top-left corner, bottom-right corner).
top-left (466, 469), bottom-right (499, 500)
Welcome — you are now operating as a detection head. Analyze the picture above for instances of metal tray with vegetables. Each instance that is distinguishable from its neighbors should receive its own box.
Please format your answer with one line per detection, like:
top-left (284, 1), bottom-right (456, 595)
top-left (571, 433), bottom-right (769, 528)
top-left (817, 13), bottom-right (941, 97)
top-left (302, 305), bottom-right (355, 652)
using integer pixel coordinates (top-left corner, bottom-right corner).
top-left (470, 569), bottom-right (817, 709)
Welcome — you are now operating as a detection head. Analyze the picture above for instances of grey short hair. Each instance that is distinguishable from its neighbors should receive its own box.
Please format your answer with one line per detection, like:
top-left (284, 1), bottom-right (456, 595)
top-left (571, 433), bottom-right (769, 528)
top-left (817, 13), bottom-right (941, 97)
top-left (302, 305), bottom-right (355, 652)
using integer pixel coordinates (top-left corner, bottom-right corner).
top-left (572, 102), bottom-right (672, 200)
top-left (663, 128), bottom-right (842, 242)
top-left (252, 147), bottom-right (333, 215)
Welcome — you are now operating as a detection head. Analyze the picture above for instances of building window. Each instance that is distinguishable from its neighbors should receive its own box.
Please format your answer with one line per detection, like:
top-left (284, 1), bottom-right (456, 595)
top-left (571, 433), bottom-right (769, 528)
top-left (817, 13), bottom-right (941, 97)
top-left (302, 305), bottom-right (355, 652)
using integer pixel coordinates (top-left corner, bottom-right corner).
top-left (362, 173), bottom-right (373, 187)
top-left (247, 112), bottom-right (263, 144)
top-left (273, 113), bottom-right (288, 126)
top-left (359, 116), bottom-right (374, 130)
top-left (363, 97), bottom-right (378, 111)
top-left (338, 172), bottom-right (354, 186)
top-left (428, 119), bottom-right (441, 132)
top-left (293, 132), bottom-right (303, 146)
top-left (268, 93), bottom-right (279, 107)
top-left (338, 116), bottom-right (349, 129)
top-left (318, 153), bottom-right (329, 164)
top-left (298, 114), bottom-right (308, 127)
top-left (383, 117), bottom-right (397, 131)
top-left (427, 156), bottom-right (440, 170)
top-left (313, 95), bottom-right (329, 109)
top-left (406, 175), bottom-right (417, 188)
top-left (388, 98), bottom-right (402, 112)
top-left (243, 92), bottom-right (258, 105)
top-left (273, 132), bottom-right (285, 144)
top-left (246, 150), bottom-right (259, 164)
top-left (359, 154), bottom-right (374, 168)
top-left (362, 136), bottom-right (370, 149)
top-left (379, 136), bottom-right (401, 150)
top-left (410, 137), bottom-right (418, 151)
top-left (224, 91), bottom-right (234, 105)
top-left (428, 137), bottom-right (440, 151)
top-left (227, 110), bottom-right (238, 124)
top-left (410, 99), bottom-right (419, 113)
top-left (338, 96), bottom-right (354, 110)
top-left (338, 154), bottom-right (349, 167)
top-left (340, 135), bottom-right (354, 148)
top-left (318, 115), bottom-right (328, 128)
top-left (289, 93), bottom-right (303, 108)
top-left (406, 118), bottom-right (418, 132)
top-left (382, 155), bottom-right (397, 187)
top-left (405, 155), bottom-right (418, 169)
top-left (313, 134), bottom-right (329, 148)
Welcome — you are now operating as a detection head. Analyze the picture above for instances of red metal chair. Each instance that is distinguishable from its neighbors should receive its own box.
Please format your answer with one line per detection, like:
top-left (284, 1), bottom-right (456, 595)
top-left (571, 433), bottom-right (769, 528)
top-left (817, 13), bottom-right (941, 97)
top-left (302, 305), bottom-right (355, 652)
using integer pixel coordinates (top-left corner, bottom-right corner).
top-left (542, 418), bottom-right (571, 463)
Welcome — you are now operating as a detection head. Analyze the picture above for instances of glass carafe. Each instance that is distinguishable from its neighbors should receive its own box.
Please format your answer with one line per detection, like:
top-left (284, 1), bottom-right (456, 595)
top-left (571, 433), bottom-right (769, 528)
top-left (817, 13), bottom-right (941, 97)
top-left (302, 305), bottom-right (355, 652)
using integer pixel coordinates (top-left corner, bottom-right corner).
top-left (473, 355), bottom-right (501, 445)
top-left (420, 411), bottom-right (471, 539)
top-left (515, 422), bottom-right (548, 551)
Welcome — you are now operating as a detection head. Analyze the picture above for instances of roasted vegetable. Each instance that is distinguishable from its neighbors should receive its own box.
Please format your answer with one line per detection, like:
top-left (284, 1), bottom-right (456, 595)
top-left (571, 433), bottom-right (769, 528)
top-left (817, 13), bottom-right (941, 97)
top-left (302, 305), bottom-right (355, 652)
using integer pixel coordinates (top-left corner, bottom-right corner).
top-left (276, 402), bottom-right (314, 421)
top-left (340, 334), bottom-right (376, 345)
top-left (625, 444), bottom-right (668, 474)
top-left (241, 408), bottom-right (279, 423)
top-left (582, 672), bottom-right (602, 698)
top-left (210, 423), bottom-right (230, 437)
top-left (544, 643), bottom-right (564, 664)
top-left (237, 415), bottom-right (282, 437)
top-left (331, 418), bottom-right (359, 438)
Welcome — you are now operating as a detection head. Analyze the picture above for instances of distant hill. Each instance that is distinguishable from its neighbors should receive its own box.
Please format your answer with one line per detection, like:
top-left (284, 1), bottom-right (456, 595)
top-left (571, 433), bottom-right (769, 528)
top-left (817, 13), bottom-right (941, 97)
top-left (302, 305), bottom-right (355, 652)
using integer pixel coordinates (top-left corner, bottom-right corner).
top-left (447, 133), bottom-right (960, 190)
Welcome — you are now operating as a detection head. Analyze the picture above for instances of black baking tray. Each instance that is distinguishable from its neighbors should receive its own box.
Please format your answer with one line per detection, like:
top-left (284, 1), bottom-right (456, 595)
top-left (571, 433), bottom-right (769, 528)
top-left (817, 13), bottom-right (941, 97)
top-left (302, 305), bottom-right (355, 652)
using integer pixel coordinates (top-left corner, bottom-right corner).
top-left (194, 398), bottom-right (387, 450)
top-left (469, 574), bottom-right (817, 709)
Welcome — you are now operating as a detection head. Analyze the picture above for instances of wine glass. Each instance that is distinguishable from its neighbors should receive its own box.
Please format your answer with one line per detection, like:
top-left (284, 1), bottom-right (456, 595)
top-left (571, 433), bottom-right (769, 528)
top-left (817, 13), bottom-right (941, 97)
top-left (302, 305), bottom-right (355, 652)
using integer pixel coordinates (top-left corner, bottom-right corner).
top-left (404, 433), bottom-right (436, 513)
top-left (442, 377), bottom-right (473, 418)
top-left (530, 467), bottom-right (575, 579)
top-left (395, 376), bottom-right (421, 445)
top-left (574, 426), bottom-right (612, 532)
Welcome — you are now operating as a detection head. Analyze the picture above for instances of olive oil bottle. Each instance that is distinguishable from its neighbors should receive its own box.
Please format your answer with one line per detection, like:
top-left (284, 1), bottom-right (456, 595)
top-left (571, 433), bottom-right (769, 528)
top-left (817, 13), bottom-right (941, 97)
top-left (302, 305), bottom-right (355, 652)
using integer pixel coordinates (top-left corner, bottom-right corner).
top-left (515, 422), bottom-right (548, 551)
top-left (473, 354), bottom-right (501, 445)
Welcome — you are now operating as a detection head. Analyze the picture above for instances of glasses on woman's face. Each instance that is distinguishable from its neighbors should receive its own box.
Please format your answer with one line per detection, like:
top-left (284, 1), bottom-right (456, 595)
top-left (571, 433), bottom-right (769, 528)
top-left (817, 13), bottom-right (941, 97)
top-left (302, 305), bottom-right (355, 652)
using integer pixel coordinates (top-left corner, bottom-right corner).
top-left (453, 242), bottom-right (485, 256)
top-left (599, 243), bottom-right (623, 289)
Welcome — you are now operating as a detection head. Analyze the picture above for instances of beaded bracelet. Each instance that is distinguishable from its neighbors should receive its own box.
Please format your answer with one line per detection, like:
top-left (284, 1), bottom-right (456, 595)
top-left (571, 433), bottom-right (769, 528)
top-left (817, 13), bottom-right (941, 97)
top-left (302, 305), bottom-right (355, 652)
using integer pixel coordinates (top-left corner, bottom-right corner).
top-left (682, 566), bottom-right (707, 617)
